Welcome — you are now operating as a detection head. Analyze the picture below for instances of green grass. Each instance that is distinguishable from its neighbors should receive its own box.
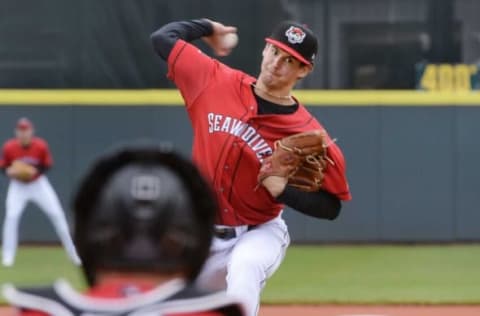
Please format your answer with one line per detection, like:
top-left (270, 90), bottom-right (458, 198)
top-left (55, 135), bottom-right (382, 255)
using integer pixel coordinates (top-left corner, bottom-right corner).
top-left (262, 245), bottom-right (480, 304)
top-left (1, 245), bottom-right (480, 305)
top-left (0, 247), bottom-right (86, 291)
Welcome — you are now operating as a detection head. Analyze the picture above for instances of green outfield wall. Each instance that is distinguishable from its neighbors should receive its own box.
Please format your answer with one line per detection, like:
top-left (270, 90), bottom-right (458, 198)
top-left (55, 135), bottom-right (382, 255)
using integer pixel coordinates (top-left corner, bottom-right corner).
top-left (0, 90), bottom-right (479, 243)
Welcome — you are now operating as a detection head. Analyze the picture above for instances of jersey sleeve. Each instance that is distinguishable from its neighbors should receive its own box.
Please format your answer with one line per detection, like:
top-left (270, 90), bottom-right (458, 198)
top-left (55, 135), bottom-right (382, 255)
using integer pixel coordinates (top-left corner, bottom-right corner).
top-left (323, 142), bottom-right (351, 201)
top-left (166, 312), bottom-right (224, 316)
top-left (167, 40), bottom-right (216, 106)
top-left (40, 141), bottom-right (53, 169)
top-left (19, 309), bottom-right (49, 316)
top-left (0, 143), bottom-right (11, 169)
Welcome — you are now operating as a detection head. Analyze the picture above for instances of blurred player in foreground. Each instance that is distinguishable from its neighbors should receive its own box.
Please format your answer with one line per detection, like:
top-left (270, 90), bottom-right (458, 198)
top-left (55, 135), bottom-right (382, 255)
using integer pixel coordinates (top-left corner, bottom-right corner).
top-left (151, 19), bottom-right (351, 316)
top-left (0, 118), bottom-right (80, 266)
top-left (2, 146), bottom-right (245, 315)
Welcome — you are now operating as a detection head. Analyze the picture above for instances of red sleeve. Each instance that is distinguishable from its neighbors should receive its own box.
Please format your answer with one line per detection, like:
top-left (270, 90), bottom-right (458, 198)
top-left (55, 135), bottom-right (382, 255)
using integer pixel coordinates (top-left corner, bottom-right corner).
top-left (323, 142), bottom-right (351, 201)
top-left (19, 309), bottom-right (48, 316)
top-left (0, 142), bottom-right (11, 169)
top-left (167, 312), bottom-right (224, 316)
top-left (299, 113), bottom-right (351, 201)
top-left (40, 140), bottom-right (53, 168)
top-left (167, 40), bottom-right (217, 106)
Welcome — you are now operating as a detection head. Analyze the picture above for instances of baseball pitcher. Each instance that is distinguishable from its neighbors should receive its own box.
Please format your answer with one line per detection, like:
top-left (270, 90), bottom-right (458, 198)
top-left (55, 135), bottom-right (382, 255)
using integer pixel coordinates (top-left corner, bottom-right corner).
top-left (151, 19), bottom-right (351, 315)
top-left (0, 118), bottom-right (80, 266)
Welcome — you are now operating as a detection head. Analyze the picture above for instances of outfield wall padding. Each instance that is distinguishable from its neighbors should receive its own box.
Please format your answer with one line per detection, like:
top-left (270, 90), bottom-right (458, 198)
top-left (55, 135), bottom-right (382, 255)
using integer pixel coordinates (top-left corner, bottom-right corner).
top-left (0, 100), bottom-right (479, 242)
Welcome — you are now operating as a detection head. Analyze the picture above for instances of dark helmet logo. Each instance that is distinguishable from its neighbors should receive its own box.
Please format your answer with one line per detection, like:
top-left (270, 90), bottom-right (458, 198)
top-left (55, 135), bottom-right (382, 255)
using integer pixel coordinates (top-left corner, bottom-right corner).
top-left (130, 175), bottom-right (161, 201)
top-left (285, 26), bottom-right (306, 44)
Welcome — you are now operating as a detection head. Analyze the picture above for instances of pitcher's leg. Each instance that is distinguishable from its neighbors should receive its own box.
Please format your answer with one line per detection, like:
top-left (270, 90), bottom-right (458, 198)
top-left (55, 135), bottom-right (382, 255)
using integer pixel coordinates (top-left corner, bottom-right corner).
top-left (32, 177), bottom-right (81, 265)
top-left (195, 237), bottom-right (236, 291)
top-left (2, 181), bottom-right (28, 266)
top-left (226, 217), bottom-right (290, 316)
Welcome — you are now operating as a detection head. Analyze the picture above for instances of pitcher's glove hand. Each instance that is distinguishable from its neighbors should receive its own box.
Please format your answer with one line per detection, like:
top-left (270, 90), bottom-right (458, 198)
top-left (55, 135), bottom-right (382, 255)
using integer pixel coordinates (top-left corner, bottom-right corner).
top-left (258, 130), bottom-right (331, 192)
top-left (7, 160), bottom-right (38, 182)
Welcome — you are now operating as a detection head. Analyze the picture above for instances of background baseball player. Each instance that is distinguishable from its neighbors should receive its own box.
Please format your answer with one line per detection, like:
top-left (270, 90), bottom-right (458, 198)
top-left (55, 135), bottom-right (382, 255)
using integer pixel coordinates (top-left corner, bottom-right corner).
top-left (151, 19), bottom-right (351, 315)
top-left (3, 145), bottom-right (245, 316)
top-left (0, 118), bottom-right (80, 266)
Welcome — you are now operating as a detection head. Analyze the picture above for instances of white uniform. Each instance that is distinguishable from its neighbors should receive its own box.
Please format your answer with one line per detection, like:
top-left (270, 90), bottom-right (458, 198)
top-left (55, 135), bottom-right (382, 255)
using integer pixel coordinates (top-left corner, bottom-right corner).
top-left (195, 214), bottom-right (290, 316)
top-left (1, 136), bottom-right (80, 267)
top-left (2, 176), bottom-right (81, 266)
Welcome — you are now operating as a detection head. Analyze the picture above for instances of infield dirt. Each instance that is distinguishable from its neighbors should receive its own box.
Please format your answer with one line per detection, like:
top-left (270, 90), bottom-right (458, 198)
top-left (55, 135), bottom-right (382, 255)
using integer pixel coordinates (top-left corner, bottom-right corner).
top-left (260, 304), bottom-right (480, 316)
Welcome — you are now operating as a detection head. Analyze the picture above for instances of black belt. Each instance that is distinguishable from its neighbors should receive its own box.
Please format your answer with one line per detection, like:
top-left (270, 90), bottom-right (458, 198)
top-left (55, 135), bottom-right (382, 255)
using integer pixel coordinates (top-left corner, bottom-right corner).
top-left (214, 227), bottom-right (237, 240)
top-left (214, 225), bottom-right (257, 240)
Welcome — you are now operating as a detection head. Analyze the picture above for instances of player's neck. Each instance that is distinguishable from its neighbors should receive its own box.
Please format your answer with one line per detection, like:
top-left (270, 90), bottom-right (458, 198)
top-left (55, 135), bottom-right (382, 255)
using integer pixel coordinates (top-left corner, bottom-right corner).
top-left (252, 81), bottom-right (294, 106)
top-left (18, 139), bottom-right (32, 147)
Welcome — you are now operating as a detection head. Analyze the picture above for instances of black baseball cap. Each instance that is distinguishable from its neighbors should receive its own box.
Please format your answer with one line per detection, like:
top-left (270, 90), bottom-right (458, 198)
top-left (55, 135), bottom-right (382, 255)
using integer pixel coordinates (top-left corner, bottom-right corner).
top-left (266, 21), bottom-right (318, 65)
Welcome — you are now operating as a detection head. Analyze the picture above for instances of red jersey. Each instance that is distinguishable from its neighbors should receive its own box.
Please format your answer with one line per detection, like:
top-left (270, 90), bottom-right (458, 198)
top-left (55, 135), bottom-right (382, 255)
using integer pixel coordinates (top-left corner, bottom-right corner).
top-left (167, 40), bottom-right (351, 226)
top-left (0, 137), bottom-right (52, 181)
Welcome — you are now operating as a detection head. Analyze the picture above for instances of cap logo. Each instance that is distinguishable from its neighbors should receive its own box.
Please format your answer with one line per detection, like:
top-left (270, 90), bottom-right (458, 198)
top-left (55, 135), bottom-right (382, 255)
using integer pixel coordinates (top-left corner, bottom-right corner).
top-left (285, 26), bottom-right (306, 44)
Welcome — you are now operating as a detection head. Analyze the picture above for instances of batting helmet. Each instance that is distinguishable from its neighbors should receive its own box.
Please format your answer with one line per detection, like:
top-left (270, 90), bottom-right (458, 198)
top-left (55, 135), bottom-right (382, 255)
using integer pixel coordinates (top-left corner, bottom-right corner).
top-left (73, 145), bottom-right (217, 285)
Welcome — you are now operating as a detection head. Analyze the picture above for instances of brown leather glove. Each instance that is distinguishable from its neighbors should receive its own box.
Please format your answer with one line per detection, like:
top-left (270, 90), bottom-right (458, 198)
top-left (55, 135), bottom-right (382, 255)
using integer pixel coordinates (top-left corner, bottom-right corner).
top-left (8, 160), bottom-right (37, 182)
top-left (258, 130), bottom-right (330, 192)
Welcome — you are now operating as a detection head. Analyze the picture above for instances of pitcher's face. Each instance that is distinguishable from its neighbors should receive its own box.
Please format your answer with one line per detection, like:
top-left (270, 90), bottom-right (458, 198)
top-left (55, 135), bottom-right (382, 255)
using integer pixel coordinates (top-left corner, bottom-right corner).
top-left (258, 44), bottom-right (311, 90)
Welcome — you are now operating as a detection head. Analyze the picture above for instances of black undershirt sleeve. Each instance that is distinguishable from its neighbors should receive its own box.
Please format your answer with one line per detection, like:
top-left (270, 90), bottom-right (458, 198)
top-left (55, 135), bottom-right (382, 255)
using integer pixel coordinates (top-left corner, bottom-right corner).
top-left (37, 165), bottom-right (49, 174)
top-left (151, 19), bottom-right (213, 61)
top-left (277, 186), bottom-right (342, 220)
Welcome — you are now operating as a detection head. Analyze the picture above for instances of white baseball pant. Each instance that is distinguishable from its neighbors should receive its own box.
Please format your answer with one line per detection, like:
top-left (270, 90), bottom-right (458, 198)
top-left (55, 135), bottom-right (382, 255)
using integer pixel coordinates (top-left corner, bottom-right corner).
top-left (2, 175), bottom-right (81, 266)
top-left (195, 213), bottom-right (290, 316)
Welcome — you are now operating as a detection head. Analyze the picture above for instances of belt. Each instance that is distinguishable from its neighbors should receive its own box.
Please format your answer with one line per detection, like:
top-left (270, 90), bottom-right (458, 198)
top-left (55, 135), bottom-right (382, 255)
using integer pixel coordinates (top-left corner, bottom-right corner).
top-left (214, 225), bottom-right (257, 240)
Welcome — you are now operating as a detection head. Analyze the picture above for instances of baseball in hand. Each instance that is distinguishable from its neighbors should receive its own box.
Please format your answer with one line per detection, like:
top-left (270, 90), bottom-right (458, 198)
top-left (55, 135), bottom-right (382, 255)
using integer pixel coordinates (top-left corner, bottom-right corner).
top-left (220, 33), bottom-right (239, 49)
